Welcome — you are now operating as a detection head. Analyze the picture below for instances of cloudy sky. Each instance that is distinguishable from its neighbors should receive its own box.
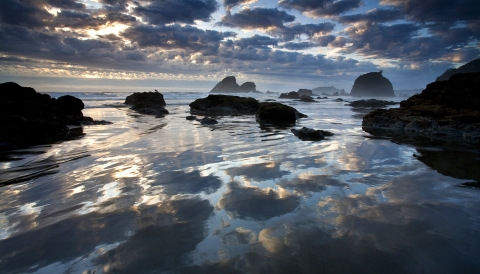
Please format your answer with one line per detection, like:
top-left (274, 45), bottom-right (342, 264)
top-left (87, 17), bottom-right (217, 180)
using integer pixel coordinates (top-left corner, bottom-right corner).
top-left (0, 0), bottom-right (479, 92)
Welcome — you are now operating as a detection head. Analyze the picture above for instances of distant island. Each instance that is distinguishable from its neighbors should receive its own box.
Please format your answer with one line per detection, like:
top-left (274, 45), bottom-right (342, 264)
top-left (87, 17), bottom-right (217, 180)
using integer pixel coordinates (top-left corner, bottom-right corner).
top-left (210, 76), bottom-right (258, 93)
top-left (312, 86), bottom-right (347, 96)
top-left (350, 71), bottom-right (394, 97)
top-left (436, 58), bottom-right (480, 81)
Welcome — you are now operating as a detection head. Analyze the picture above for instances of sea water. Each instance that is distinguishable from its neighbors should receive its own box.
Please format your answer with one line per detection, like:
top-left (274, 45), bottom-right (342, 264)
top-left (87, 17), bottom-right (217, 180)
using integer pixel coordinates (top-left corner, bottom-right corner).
top-left (0, 92), bottom-right (479, 273)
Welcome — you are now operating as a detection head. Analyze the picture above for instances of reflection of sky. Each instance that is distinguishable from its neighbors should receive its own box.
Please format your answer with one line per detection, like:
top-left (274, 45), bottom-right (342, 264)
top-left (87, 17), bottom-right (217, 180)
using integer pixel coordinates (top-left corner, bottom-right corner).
top-left (0, 94), bottom-right (479, 272)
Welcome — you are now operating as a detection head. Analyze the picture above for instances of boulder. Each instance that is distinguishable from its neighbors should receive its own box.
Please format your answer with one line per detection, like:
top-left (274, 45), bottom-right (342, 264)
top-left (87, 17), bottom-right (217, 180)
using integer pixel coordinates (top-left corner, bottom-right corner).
top-left (299, 95), bottom-right (315, 102)
top-left (349, 99), bottom-right (398, 108)
top-left (362, 73), bottom-right (480, 141)
top-left (298, 89), bottom-right (313, 96)
top-left (57, 95), bottom-right (84, 116)
top-left (334, 98), bottom-right (344, 102)
top-left (186, 115), bottom-right (197, 121)
top-left (125, 91), bottom-right (168, 116)
top-left (189, 94), bottom-right (259, 115)
top-left (256, 102), bottom-right (307, 124)
top-left (240, 82), bottom-right (256, 92)
top-left (351, 71), bottom-right (394, 97)
top-left (436, 58), bottom-right (480, 81)
top-left (279, 91), bottom-right (300, 99)
top-left (291, 127), bottom-right (334, 141)
top-left (198, 117), bottom-right (218, 125)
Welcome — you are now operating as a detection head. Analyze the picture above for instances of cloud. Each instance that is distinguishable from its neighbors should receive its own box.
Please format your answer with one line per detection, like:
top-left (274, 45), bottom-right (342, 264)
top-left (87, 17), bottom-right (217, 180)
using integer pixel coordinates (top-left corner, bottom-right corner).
top-left (274, 22), bottom-right (335, 41)
top-left (218, 7), bottom-right (295, 30)
top-left (279, 0), bottom-right (362, 17)
top-left (231, 34), bottom-right (279, 49)
top-left (134, 0), bottom-right (219, 25)
top-left (0, 0), bottom-right (52, 29)
top-left (282, 35), bottom-right (336, 50)
top-left (223, 0), bottom-right (258, 11)
top-left (339, 8), bottom-right (404, 24)
top-left (149, 170), bottom-right (222, 195)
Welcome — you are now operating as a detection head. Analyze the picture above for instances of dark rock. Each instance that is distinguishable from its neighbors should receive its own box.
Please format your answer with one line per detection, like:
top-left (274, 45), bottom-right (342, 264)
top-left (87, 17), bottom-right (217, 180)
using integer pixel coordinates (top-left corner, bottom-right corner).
top-left (56, 95), bottom-right (84, 116)
top-left (298, 89), bottom-right (313, 96)
top-left (334, 98), bottom-right (344, 102)
top-left (186, 115), bottom-right (197, 120)
top-left (299, 95), bottom-right (315, 102)
top-left (436, 58), bottom-right (480, 81)
top-left (256, 102), bottom-right (307, 124)
top-left (312, 86), bottom-right (346, 95)
top-left (264, 99), bottom-right (276, 102)
top-left (125, 91), bottom-right (166, 107)
top-left (362, 73), bottom-right (480, 141)
top-left (291, 127), bottom-right (334, 141)
top-left (279, 91), bottom-right (300, 99)
top-left (317, 96), bottom-right (328, 99)
top-left (240, 82), bottom-right (256, 92)
top-left (351, 71), bottom-right (394, 97)
top-left (265, 91), bottom-right (276, 94)
top-left (198, 117), bottom-right (218, 125)
top-left (349, 99), bottom-right (398, 108)
top-left (125, 91), bottom-right (168, 116)
top-left (189, 94), bottom-right (259, 115)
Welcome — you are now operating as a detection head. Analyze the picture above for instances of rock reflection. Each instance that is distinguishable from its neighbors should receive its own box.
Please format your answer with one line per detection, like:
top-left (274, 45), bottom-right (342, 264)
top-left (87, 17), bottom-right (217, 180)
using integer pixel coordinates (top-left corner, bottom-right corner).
top-left (218, 182), bottom-right (299, 221)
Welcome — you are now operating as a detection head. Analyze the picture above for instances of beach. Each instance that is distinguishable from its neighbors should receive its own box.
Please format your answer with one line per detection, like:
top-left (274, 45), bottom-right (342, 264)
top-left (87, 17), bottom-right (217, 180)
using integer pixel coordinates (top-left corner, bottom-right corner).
top-left (1, 91), bottom-right (479, 273)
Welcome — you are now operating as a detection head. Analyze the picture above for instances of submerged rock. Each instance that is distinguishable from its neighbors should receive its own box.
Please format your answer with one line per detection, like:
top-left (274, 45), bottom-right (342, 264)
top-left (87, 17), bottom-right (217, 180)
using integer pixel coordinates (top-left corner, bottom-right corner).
top-left (125, 91), bottom-right (169, 117)
top-left (362, 73), bottom-right (480, 141)
top-left (256, 102), bottom-right (307, 124)
top-left (189, 94), bottom-right (259, 115)
top-left (349, 99), bottom-right (398, 108)
top-left (351, 71), bottom-right (394, 97)
top-left (291, 127), bottom-right (334, 141)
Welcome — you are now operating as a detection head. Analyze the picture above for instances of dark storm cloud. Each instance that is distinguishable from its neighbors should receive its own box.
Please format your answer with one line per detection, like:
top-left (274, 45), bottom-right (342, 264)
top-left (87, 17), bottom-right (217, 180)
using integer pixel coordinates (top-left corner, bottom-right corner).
top-left (134, 0), bottom-right (218, 25)
top-left (279, 0), bottom-right (362, 17)
top-left (339, 8), bottom-right (404, 24)
top-left (223, 0), bottom-right (256, 11)
top-left (381, 0), bottom-right (480, 26)
top-left (38, 0), bottom-right (85, 9)
top-left (0, 0), bottom-right (52, 28)
top-left (232, 34), bottom-right (278, 49)
top-left (52, 10), bottom-right (105, 29)
top-left (121, 24), bottom-right (235, 53)
top-left (218, 8), bottom-right (295, 30)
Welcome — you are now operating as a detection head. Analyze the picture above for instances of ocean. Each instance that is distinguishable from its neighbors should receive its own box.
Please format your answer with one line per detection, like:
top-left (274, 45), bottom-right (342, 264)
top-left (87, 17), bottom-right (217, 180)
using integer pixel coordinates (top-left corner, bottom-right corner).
top-left (0, 91), bottom-right (479, 273)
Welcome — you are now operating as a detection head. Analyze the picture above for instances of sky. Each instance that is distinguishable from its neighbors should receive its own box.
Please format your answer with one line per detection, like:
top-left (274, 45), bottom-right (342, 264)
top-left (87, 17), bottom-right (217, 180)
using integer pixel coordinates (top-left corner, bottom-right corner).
top-left (0, 0), bottom-right (479, 92)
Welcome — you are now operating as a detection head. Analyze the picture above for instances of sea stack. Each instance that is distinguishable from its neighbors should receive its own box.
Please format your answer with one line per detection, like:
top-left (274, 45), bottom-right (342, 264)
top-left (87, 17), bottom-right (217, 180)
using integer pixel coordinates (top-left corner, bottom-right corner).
top-left (210, 76), bottom-right (257, 93)
top-left (350, 71), bottom-right (394, 97)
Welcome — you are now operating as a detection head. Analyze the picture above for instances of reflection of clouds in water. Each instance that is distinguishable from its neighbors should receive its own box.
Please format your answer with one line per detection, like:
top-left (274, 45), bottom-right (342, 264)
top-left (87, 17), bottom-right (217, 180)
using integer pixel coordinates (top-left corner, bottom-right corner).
top-left (279, 174), bottom-right (348, 194)
top-left (337, 140), bottom-right (405, 171)
top-left (217, 181), bottom-right (300, 221)
top-left (149, 170), bottom-right (222, 195)
top-left (222, 227), bottom-right (257, 246)
top-left (226, 162), bottom-right (290, 182)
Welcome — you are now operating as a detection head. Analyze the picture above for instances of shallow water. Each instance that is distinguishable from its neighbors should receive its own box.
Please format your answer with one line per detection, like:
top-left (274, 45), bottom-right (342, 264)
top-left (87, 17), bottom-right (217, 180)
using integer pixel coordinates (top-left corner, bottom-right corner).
top-left (1, 93), bottom-right (479, 273)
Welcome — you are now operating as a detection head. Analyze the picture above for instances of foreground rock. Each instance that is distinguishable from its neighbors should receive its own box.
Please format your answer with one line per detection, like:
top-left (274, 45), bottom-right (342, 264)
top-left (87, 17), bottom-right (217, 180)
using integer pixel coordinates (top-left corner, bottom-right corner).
top-left (351, 71), bottom-right (394, 97)
top-left (256, 102), bottom-right (307, 124)
top-left (436, 58), bottom-right (480, 81)
top-left (0, 82), bottom-right (109, 146)
top-left (124, 91), bottom-right (169, 117)
top-left (189, 94), bottom-right (259, 115)
top-left (291, 127), bottom-right (334, 141)
top-left (349, 99), bottom-right (398, 108)
top-left (362, 73), bottom-right (480, 141)
top-left (210, 76), bottom-right (258, 93)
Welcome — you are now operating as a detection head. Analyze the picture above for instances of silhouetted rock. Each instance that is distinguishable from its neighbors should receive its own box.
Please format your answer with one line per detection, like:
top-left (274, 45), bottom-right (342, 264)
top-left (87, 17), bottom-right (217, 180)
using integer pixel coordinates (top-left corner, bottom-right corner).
top-left (198, 117), bottom-right (218, 125)
top-left (189, 94), bottom-right (259, 115)
top-left (240, 82), bottom-right (256, 92)
top-left (363, 73), bottom-right (480, 141)
top-left (256, 102), bottom-right (307, 124)
top-left (334, 98), bottom-right (344, 102)
top-left (351, 71), bottom-right (394, 97)
top-left (349, 99), bottom-right (398, 108)
top-left (317, 96), bottom-right (328, 99)
top-left (186, 115), bottom-right (197, 120)
top-left (291, 127), bottom-right (333, 141)
top-left (210, 76), bottom-right (258, 93)
top-left (299, 95), bottom-right (315, 102)
top-left (298, 89), bottom-right (312, 96)
top-left (279, 91), bottom-right (300, 99)
top-left (436, 59), bottom-right (480, 81)
top-left (312, 86), bottom-right (347, 95)
top-left (125, 91), bottom-right (168, 117)
top-left (0, 82), bottom-right (107, 146)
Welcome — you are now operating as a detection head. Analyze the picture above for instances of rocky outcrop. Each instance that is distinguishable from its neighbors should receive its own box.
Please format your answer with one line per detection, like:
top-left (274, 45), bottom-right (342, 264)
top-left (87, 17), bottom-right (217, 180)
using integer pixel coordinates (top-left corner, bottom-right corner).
top-left (436, 59), bottom-right (480, 81)
top-left (291, 127), bottom-right (333, 141)
top-left (189, 94), bottom-right (260, 115)
top-left (298, 89), bottom-right (312, 96)
top-left (349, 99), bottom-right (398, 108)
top-left (210, 76), bottom-right (258, 93)
top-left (312, 86), bottom-right (346, 95)
top-left (256, 102), bottom-right (307, 124)
top-left (299, 95), bottom-right (315, 102)
top-left (362, 73), bottom-right (480, 141)
top-left (351, 71), bottom-right (394, 97)
top-left (279, 91), bottom-right (300, 99)
top-left (124, 91), bottom-right (169, 117)
top-left (0, 82), bottom-right (109, 146)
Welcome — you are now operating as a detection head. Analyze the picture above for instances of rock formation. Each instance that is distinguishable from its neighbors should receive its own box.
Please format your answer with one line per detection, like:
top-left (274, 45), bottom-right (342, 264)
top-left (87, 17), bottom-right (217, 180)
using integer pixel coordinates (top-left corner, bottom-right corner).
top-left (256, 102), bottom-right (307, 124)
top-left (362, 73), bottom-right (480, 141)
top-left (279, 91), bottom-right (300, 99)
top-left (189, 94), bottom-right (260, 115)
top-left (210, 76), bottom-right (257, 93)
top-left (350, 71), bottom-right (394, 97)
top-left (124, 91), bottom-right (169, 117)
top-left (291, 127), bottom-right (333, 141)
top-left (436, 58), bottom-right (480, 81)
top-left (297, 89), bottom-right (313, 96)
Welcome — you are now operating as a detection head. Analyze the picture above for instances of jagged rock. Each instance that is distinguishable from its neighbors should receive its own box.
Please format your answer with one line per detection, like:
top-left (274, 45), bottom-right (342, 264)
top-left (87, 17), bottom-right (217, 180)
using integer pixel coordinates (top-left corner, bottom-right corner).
top-left (279, 91), bottom-right (300, 99)
top-left (256, 102), bottom-right (307, 124)
top-left (351, 71), bottom-right (394, 97)
top-left (240, 82), bottom-right (256, 92)
top-left (436, 58), bottom-right (480, 81)
top-left (125, 91), bottom-right (168, 116)
top-left (189, 94), bottom-right (259, 115)
top-left (198, 117), bottom-right (218, 125)
top-left (186, 115), bottom-right (197, 120)
top-left (298, 89), bottom-right (313, 96)
top-left (210, 76), bottom-right (258, 93)
top-left (291, 127), bottom-right (334, 141)
top-left (57, 95), bottom-right (84, 116)
top-left (362, 73), bottom-right (480, 141)
top-left (299, 95), bottom-right (315, 102)
top-left (349, 99), bottom-right (398, 108)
